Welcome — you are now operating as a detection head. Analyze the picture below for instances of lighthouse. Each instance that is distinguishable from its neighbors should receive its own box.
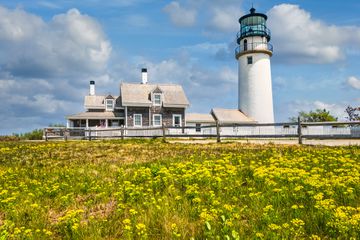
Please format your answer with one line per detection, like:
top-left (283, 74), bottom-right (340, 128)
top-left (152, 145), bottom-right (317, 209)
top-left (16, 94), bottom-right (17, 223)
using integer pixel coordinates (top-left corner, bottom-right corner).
top-left (236, 7), bottom-right (274, 123)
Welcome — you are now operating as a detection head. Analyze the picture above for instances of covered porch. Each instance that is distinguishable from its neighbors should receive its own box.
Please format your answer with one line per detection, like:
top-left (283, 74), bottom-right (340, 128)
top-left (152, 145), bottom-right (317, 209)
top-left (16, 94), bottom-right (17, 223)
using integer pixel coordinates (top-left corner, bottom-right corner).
top-left (67, 112), bottom-right (125, 128)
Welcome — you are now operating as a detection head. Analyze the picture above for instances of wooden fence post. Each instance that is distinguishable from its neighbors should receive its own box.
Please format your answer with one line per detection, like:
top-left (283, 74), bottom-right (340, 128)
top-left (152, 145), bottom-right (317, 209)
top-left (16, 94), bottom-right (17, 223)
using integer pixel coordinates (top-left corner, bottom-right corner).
top-left (216, 121), bottom-right (221, 143)
top-left (64, 128), bottom-right (68, 141)
top-left (162, 124), bottom-right (167, 142)
top-left (121, 126), bottom-right (125, 140)
top-left (44, 129), bottom-right (48, 141)
top-left (297, 117), bottom-right (303, 145)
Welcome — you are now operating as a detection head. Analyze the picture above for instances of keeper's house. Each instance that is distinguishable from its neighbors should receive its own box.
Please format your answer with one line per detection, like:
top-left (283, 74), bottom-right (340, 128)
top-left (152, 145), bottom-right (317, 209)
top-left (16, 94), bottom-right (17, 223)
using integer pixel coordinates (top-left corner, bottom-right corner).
top-left (67, 69), bottom-right (189, 128)
top-left (66, 68), bottom-right (255, 130)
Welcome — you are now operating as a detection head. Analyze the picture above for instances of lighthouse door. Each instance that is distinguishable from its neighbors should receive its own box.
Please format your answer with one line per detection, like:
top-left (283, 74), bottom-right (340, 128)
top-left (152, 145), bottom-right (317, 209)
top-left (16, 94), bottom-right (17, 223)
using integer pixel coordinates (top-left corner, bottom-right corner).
top-left (244, 39), bottom-right (248, 51)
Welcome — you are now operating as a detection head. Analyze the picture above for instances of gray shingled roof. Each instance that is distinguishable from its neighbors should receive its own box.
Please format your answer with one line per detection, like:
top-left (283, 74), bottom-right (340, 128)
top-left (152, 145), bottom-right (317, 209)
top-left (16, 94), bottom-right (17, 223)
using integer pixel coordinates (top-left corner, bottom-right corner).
top-left (211, 108), bottom-right (256, 124)
top-left (120, 83), bottom-right (189, 107)
top-left (84, 95), bottom-right (121, 109)
top-left (186, 113), bottom-right (215, 123)
top-left (67, 111), bottom-right (124, 119)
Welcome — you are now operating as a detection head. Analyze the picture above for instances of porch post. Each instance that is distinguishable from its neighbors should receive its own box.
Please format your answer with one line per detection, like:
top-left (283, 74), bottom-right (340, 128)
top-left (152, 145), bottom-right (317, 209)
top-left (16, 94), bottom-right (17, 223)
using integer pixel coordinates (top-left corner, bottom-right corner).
top-left (125, 106), bottom-right (128, 127)
top-left (105, 119), bottom-right (108, 128)
top-left (86, 119), bottom-right (89, 128)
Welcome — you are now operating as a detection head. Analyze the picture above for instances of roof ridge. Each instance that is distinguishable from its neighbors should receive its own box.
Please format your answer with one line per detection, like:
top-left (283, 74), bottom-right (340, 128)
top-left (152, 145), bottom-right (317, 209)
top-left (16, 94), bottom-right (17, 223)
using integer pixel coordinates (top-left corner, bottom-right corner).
top-left (121, 82), bottom-right (181, 86)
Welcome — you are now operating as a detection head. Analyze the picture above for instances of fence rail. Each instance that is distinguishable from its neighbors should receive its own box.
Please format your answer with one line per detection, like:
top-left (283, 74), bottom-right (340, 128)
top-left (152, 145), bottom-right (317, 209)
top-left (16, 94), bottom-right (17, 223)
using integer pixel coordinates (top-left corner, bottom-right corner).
top-left (44, 119), bottom-right (360, 144)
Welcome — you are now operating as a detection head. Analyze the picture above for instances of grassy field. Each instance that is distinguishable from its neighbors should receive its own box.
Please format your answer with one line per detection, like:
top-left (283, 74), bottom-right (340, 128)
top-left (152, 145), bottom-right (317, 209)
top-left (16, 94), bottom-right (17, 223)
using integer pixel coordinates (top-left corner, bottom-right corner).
top-left (0, 140), bottom-right (359, 239)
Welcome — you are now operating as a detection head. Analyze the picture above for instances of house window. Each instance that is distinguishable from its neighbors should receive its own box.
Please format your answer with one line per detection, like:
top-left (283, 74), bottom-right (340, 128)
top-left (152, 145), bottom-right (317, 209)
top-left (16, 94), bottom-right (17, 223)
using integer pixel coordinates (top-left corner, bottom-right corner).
top-left (247, 56), bottom-right (253, 64)
top-left (173, 114), bottom-right (182, 127)
top-left (153, 114), bottom-right (162, 126)
top-left (153, 93), bottom-right (162, 106)
top-left (195, 123), bottom-right (201, 132)
top-left (106, 99), bottom-right (114, 111)
top-left (134, 114), bottom-right (142, 127)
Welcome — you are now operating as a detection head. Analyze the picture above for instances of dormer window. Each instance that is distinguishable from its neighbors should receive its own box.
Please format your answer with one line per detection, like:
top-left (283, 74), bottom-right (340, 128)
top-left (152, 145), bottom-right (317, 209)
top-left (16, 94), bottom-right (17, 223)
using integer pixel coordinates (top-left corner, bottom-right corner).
top-left (105, 99), bottom-right (114, 111)
top-left (153, 93), bottom-right (162, 106)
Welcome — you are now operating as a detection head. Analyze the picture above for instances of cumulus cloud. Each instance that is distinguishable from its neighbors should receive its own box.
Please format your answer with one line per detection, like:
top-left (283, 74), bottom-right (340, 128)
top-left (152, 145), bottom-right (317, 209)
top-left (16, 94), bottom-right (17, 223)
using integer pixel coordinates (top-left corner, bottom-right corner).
top-left (209, 6), bottom-right (241, 32)
top-left (268, 4), bottom-right (360, 64)
top-left (163, 0), bottom-right (242, 32)
top-left (37, 1), bottom-right (61, 9)
top-left (110, 55), bottom-right (238, 113)
top-left (0, 6), bottom-right (111, 78)
top-left (163, 1), bottom-right (196, 27)
top-left (347, 76), bottom-right (360, 90)
top-left (0, 6), bottom-right (112, 134)
top-left (287, 100), bottom-right (348, 120)
top-left (182, 42), bottom-right (228, 55)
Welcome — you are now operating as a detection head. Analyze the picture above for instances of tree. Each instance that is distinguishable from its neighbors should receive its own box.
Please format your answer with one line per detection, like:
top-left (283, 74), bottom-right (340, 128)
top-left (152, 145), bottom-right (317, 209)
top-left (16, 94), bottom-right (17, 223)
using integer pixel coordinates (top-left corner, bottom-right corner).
top-left (13, 129), bottom-right (43, 140)
top-left (290, 109), bottom-right (338, 122)
top-left (345, 106), bottom-right (360, 121)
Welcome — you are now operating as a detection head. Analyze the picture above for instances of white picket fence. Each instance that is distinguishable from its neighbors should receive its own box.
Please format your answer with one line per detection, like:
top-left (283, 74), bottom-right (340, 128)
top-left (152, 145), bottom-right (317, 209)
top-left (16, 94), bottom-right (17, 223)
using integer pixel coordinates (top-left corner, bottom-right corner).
top-left (44, 121), bottom-right (360, 143)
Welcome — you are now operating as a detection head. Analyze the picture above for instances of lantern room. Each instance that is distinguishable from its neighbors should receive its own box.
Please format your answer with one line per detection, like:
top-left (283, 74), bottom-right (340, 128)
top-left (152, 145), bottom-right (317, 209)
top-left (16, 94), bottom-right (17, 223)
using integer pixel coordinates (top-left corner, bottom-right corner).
top-left (237, 7), bottom-right (271, 44)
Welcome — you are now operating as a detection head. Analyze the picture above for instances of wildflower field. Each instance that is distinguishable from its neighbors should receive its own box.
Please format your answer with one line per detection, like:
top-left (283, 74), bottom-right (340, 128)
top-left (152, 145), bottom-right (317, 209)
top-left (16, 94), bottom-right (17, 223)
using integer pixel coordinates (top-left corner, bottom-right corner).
top-left (0, 140), bottom-right (359, 239)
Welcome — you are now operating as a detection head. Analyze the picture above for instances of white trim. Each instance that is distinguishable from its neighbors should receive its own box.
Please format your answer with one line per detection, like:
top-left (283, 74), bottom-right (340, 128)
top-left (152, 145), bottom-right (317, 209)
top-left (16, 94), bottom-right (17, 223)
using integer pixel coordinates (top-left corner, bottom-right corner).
top-left (173, 114), bottom-right (182, 127)
top-left (163, 104), bottom-right (189, 108)
top-left (105, 99), bottom-right (114, 111)
top-left (153, 114), bottom-right (162, 126)
top-left (133, 114), bottom-right (142, 127)
top-left (153, 93), bottom-right (162, 106)
top-left (85, 106), bottom-right (105, 109)
top-left (122, 102), bottom-right (152, 107)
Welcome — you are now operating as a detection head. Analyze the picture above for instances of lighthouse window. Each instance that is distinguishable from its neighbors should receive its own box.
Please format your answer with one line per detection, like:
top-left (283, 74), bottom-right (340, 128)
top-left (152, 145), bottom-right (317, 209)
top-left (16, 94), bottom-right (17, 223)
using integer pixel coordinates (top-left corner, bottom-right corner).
top-left (247, 56), bottom-right (253, 64)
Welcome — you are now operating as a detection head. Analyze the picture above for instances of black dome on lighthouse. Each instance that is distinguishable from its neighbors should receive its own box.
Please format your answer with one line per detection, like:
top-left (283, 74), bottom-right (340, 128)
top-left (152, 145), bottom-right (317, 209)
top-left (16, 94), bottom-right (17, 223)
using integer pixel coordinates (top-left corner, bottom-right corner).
top-left (239, 7), bottom-right (268, 22)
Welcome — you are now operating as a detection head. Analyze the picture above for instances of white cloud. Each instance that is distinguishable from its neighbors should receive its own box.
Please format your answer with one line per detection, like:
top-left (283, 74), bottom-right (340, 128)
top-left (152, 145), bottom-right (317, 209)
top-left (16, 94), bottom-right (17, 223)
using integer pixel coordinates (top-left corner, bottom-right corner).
top-left (0, 6), bottom-right (44, 42)
top-left (163, 1), bottom-right (196, 27)
top-left (0, 6), bottom-right (111, 134)
top-left (219, 66), bottom-right (237, 83)
top-left (268, 4), bottom-right (360, 64)
top-left (347, 76), bottom-right (360, 90)
top-left (109, 54), bottom-right (238, 113)
top-left (287, 100), bottom-right (348, 120)
top-left (209, 6), bottom-right (241, 32)
top-left (0, 6), bottom-right (111, 78)
top-left (182, 42), bottom-right (228, 54)
top-left (37, 1), bottom-right (61, 9)
top-left (313, 101), bottom-right (347, 119)
top-left (163, 0), bottom-right (242, 33)
top-left (20, 94), bottom-right (70, 114)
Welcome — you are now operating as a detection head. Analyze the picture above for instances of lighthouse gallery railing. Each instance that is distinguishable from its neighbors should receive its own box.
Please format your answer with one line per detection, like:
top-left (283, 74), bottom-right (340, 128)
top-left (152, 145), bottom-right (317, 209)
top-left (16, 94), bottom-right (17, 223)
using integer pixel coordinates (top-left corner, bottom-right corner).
top-left (235, 42), bottom-right (273, 57)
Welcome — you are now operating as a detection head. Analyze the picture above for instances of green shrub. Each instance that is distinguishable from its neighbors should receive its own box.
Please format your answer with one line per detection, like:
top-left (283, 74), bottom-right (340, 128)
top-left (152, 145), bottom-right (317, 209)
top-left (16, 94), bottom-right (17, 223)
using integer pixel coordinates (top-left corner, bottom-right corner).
top-left (14, 129), bottom-right (43, 140)
top-left (0, 136), bottom-right (20, 142)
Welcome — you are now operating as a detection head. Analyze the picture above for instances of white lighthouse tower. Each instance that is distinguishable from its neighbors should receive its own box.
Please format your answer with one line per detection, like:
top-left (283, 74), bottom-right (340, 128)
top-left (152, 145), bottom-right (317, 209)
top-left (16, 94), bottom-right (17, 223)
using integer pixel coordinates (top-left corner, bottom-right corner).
top-left (236, 7), bottom-right (274, 123)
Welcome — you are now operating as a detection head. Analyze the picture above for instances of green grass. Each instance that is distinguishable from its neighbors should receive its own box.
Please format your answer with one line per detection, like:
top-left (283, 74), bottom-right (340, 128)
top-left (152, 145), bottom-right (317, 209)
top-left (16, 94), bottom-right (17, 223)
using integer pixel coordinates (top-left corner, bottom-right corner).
top-left (0, 140), bottom-right (359, 239)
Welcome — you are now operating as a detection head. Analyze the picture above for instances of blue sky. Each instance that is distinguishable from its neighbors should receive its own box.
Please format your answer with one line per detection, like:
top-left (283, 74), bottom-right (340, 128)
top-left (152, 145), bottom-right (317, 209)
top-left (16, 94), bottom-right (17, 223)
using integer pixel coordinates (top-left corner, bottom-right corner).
top-left (0, 0), bottom-right (359, 134)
